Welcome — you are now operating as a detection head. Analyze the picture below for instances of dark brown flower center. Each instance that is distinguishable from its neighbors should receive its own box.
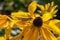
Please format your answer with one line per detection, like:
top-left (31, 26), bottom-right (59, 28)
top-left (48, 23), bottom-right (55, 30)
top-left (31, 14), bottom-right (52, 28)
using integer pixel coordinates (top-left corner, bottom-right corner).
top-left (33, 17), bottom-right (43, 27)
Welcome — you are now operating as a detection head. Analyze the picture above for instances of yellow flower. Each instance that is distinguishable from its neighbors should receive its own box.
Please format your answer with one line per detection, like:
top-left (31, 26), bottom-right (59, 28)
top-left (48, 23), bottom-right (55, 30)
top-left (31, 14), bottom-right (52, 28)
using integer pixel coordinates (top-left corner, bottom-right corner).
top-left (37, 1), bottom-right (60, 34)
top-left (10, 1), bottom-right (60, 40)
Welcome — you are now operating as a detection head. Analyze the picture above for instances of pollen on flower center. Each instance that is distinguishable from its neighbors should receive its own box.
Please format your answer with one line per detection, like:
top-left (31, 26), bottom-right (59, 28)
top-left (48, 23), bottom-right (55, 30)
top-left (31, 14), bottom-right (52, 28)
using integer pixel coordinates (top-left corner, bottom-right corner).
top-left (33, 17), bottom-right (43, 27)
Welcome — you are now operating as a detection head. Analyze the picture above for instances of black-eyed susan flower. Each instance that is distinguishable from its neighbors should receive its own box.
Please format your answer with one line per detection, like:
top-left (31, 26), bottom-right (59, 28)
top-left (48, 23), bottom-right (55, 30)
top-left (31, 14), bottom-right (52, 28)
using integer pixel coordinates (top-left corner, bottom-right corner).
top-left (10, 1), bottom-right (60, 40)
top-left (37, 1), bottom-right (60, 34)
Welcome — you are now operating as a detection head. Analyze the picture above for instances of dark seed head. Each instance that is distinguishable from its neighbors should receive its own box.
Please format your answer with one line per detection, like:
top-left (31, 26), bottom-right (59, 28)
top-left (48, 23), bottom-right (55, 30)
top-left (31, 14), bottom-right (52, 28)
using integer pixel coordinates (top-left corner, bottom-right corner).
top-left (33, 17), bottom-right (43, 27)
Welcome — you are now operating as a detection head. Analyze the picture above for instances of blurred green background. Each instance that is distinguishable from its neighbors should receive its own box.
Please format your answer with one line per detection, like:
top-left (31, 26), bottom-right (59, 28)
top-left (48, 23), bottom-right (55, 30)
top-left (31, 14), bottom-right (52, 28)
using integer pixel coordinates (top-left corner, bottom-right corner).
top-left (0, 0), bottom-right (60, 12)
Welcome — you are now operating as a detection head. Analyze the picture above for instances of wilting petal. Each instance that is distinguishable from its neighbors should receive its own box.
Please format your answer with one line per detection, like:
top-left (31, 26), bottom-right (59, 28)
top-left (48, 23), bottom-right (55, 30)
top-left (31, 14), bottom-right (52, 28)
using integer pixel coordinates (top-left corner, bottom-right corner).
top-left (40, 27), bottom-right (57, 40)
top-left (30, 27), bottom-right (39, 40)
top-left (28, 1), bottom-right (37, 16)
top-left (49, 19), bottom-right (60, 34)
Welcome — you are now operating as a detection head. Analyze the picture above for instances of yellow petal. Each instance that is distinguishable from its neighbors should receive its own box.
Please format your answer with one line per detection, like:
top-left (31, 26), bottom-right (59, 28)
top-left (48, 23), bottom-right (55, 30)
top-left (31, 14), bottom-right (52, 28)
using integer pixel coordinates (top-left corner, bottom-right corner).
top-left (50, 5), bottom-right (58, 14)
top-left (51, 1), bottom-right (54, 7)
top-left (42, 8), bottom-right (58, 22)
top-left (16, 21), bottom-right (28, 30)
top-left (40, 28), bottom-right (47, 40)
top-left (28, 1), bottom-right (37, 16)
top-left (3, 21), bottom-right (9, 28)
top-left (5, 28), bottom-right (12, 40)
top-left (0, 20), bottom-right (7, 28)
top-left (42, 12), bottom-right (52, 21)
top-left (45, 4), bottom-right (48, 11)
top-left (40, 27), bottom-right (57, 40)
top-left (0, 15), bottom-right (8, 28)
top-left (11, 24), bottom-right (32, 40)
top-left (47, 3), bottom-right (50, 9)
top-left (49, 2), bottom-right (58, 15)
top-left (16, 21), bottom-right (26, 29)
top-left (45, 3), bottom-right (50, 11)
top-left (0, 37), bottom-right (6, 40)
top-left (34, 13), bottom-right (40, 17)
top-left (11, 11), bottom-right (31, 29)
top-left (49, 19), bottom-right (60, 34)
top-left (53, 9), bottom-right (58, 15)
top-left (42, 2), bottom-right (58, 21)
top-left (10, 20), bottom-right (19, 28)
top-left (30, 27), bottom-right (39, 40)
top-left (23, 28), bottom-right (35, 40)
top-left (0, 20), bottom-right (9, 29)
top-left (42, 11), bottom-right (58, 22)
top-left (37, 4), bottom-right (45, 14)
top-left (11, 11), bottom-right (29, 20)
top-left (16, 19), bottom-right (32, 30)
top-left (0, 15), bottom-right (7, 19)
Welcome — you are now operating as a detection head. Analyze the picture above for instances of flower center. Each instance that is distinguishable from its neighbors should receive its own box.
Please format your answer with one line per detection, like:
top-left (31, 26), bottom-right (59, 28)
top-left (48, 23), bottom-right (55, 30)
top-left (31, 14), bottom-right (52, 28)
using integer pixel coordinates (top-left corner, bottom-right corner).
top-left (33, 17), bottom-right (43, 27)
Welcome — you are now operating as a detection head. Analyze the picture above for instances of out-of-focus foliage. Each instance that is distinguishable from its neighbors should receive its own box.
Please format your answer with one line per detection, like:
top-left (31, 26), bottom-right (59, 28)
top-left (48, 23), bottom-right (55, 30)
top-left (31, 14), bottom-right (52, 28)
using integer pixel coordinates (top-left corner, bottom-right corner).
top-left (0, 0), bottom-right (32, 12)
top-left (0, 29), bottom-right (5, 36)
top-left (54, 0), bottom-right (60, 9)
